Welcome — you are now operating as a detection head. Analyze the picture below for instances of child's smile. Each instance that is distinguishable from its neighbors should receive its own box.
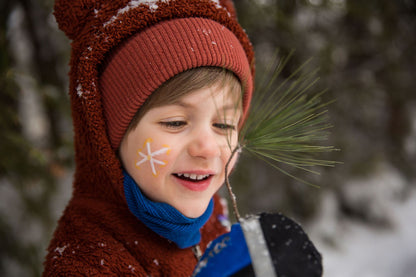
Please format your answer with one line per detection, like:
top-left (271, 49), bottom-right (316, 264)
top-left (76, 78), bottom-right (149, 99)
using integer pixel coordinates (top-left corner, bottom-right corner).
top-left (172, 171), bottom-right (214, 192)
top-left (120, 83), bottom-right (242, 218)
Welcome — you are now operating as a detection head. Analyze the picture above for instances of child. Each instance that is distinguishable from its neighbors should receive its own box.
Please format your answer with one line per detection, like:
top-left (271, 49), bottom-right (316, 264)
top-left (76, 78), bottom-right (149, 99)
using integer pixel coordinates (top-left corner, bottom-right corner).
top-left (44, 0), bottom-right (254, 275)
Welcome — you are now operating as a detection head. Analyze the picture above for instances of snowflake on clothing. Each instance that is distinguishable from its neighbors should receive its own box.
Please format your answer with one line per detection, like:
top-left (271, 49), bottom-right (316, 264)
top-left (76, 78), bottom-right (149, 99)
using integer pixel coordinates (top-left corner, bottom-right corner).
top-left (136, 138), bottom-right (170, 176)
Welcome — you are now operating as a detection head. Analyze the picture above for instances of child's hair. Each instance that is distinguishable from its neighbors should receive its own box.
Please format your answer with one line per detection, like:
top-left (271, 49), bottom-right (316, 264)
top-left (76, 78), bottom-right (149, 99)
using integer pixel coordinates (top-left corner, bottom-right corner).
top-left (125, 67), bottom-right (242, 134)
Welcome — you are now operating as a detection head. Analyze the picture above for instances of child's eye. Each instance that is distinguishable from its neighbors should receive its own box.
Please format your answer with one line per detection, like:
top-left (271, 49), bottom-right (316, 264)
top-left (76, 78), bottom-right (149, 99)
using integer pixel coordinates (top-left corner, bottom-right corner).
top-left (159, 121), bottom-right (187, 129)
top-left (213, 123), bottom-right (236, 131)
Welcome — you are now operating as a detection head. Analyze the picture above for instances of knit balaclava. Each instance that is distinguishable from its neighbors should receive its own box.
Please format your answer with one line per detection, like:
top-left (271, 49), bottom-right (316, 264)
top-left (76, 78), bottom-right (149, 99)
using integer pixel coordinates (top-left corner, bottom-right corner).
top-left (53, 0), bottom-right (255, 198)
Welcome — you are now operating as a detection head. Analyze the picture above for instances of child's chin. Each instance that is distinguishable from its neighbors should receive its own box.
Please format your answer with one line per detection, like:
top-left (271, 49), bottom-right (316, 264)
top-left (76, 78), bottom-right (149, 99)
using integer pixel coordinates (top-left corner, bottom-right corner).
top-left (176, 201), bottom-right (209, 219)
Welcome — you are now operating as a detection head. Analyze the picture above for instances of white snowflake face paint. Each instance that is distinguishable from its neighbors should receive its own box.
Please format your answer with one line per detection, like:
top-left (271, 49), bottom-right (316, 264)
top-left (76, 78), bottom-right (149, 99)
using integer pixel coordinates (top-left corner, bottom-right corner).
top-left (119, 83), bottom-right (242, 218)
top-left (135, 138), bottom-right (170, 176)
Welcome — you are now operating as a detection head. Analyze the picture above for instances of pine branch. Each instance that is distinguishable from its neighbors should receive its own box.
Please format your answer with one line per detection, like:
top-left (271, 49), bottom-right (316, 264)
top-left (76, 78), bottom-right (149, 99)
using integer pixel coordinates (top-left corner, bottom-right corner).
top-left (224, 145), bottom-right (243, 222)
top-left (224, 52), bottom-right (339, 220)
top-left (239, 55), bottom-right (338, 175)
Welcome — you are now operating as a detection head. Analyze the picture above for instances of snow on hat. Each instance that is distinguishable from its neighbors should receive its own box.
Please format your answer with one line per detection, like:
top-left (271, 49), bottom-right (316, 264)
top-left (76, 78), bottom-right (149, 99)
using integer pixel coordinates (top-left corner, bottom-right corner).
top-left (54, 0), bottom-right (255, 150)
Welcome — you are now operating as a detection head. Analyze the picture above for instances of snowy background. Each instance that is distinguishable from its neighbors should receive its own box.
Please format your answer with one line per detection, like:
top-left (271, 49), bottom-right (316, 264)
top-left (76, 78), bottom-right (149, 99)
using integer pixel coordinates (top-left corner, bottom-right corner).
top-left (1, 0), bottom-right (416, 276)
top-left (312, 167), bottom-right (416, 277)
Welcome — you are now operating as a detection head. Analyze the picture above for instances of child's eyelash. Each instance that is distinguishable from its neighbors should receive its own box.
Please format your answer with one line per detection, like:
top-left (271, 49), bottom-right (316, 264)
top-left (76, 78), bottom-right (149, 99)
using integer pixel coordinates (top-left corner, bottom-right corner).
top-left (213, 123), bottom-right (236, 130)
top-left (159, 121), bottom-right (187, 128)
top-left (159, 121), bottom-right (236, 131)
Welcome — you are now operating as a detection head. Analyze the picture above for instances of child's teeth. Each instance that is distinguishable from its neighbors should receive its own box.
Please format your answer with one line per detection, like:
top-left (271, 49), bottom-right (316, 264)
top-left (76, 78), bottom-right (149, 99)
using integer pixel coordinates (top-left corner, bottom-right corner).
top-left (177, 173), bottom-right (209, 180)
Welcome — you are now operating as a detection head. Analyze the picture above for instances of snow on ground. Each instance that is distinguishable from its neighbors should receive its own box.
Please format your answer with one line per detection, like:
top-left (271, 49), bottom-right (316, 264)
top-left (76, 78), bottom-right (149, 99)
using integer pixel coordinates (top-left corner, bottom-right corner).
top-left (312, 186), bottom-right (416, 277)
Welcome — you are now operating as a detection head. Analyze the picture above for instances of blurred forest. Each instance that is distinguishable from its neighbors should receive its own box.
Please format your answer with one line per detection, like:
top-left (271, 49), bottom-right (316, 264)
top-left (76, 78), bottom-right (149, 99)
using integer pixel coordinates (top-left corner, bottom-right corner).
top-left (1, 0), bottom-right (415, 276)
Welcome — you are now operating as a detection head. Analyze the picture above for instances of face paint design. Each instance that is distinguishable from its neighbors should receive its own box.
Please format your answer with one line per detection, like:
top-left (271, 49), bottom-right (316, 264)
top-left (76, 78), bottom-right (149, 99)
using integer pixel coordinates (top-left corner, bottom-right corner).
top-left (136, 138), bottom-right (171, 176)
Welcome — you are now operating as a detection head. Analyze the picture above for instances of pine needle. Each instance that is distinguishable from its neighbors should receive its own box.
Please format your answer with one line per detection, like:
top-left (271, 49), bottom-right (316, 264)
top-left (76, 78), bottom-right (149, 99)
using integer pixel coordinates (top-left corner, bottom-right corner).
top-left (224, 52), bottom-right (339, 221)
top-left (240, 54), bottom-right (338, 172)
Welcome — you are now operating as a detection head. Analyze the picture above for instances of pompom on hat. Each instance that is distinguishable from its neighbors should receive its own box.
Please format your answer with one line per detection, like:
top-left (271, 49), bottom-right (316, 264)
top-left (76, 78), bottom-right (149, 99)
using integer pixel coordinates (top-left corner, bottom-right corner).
top-left (54, 0), bottom-right (255, 150)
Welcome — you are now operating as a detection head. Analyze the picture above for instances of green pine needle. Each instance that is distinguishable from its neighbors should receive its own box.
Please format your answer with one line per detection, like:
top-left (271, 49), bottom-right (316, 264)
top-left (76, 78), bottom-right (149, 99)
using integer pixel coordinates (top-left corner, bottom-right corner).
top-left (225, 51), bottom-right (339, 221)
top-left (239, 52), bottom-right (338, 175)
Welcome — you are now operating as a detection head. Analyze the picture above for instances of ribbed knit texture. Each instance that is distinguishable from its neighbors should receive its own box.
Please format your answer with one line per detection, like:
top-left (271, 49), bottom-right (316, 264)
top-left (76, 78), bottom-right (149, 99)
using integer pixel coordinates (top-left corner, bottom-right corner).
top-left (123, 171), bottom-right (214, 249)
top-left (100, 17), bottom-right (252, 149)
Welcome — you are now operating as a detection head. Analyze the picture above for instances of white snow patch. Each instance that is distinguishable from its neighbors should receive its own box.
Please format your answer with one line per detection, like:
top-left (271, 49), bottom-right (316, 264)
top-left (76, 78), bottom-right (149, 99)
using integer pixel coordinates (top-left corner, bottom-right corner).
top-left (128, 264), bottom-right (135, 272)
top-left (341, 163), bottom-right (406, 225)
top-left (54, 245), bottom-right (67, 256)
top-left (197, 27), bottom-right (212, 36)
top-left (404, 102), bottom-right (416, 156)
top-left (219, 197), bottom-right (229, 217)
top-left (103, 0), bottom-right (229, 28)
top-left (311, 176), bottom-right (416, 277)
top-left (76, 83), bottom-right (83, 97)
top-left (210, 0), bottom-right (222, 9)
top-left (104, 0), bottom-right (168, 27)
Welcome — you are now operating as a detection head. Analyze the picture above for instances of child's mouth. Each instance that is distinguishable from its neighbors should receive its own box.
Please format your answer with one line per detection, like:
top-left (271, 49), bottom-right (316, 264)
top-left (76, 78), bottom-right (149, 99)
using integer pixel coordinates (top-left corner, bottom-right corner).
top-left (173, 173), bottom-right (211, 182)
top-left (172, 173), bottom-right (213, 192)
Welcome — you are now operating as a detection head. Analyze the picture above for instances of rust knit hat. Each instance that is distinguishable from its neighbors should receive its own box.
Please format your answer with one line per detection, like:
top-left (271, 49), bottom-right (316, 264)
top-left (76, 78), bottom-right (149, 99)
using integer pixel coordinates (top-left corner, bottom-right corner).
top-left (101, 17), bottom-right (253, 149)
top-left (54, 0), bottom-right (255, 152)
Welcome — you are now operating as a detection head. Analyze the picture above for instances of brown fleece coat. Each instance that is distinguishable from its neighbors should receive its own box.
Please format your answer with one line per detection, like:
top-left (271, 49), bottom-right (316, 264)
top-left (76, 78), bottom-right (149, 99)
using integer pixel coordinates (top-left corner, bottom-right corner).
top-left (44, 193), bottom-right (228, 276)
top-left (44, 0), bottom-right (254, 276)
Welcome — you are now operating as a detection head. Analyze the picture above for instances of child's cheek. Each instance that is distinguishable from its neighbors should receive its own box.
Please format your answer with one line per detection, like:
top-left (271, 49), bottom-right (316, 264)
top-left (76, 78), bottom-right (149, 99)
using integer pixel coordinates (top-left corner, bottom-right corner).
top-left (133, 138), bottom-right (171, 178)
top-left (228, 151), bottom-right (239, 171)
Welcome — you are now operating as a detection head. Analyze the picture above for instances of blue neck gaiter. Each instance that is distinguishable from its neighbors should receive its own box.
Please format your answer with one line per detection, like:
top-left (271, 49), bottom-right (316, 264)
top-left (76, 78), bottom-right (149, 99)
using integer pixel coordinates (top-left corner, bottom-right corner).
top-left (123, 171), bottom-right (214, 249)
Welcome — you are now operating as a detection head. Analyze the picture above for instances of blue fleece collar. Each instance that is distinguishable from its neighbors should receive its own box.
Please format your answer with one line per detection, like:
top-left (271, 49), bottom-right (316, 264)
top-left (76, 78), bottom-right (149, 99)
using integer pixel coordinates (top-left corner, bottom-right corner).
top-left (123, 170), bottom-right (214, 249)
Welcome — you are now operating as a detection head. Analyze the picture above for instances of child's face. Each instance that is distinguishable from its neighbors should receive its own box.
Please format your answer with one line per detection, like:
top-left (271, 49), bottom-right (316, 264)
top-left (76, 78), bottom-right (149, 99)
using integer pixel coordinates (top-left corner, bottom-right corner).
top-left (120, 84), bottom-right (242, 218)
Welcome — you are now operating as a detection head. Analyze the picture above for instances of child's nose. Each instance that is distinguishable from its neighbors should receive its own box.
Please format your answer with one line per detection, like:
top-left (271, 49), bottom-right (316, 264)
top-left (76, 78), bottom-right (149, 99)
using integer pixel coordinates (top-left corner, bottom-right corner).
top-left (188, 129), bottom-right (221, 159)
